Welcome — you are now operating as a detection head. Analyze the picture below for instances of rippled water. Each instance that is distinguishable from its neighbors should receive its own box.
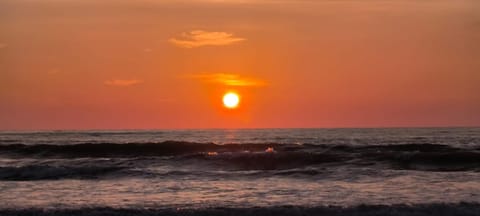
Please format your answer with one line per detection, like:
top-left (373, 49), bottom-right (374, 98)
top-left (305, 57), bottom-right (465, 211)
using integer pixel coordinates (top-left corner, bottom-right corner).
top-left (0, 128), bottom-right (479, 210)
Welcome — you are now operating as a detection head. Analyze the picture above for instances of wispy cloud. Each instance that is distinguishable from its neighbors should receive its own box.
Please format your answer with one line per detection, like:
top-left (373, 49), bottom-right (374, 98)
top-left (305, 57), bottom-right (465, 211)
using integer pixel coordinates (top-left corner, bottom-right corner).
top-left (104, 79), bottom-right (144, 87)
top-left (169, 30), bottom-right (246, 48)
top-left (186, 73), bottom-right (266, 87)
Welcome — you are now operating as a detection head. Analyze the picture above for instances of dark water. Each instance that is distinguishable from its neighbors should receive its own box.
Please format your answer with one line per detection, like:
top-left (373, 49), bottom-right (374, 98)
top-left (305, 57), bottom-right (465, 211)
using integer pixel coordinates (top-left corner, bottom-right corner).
top-left (0, 128), bottom-right (479, 215)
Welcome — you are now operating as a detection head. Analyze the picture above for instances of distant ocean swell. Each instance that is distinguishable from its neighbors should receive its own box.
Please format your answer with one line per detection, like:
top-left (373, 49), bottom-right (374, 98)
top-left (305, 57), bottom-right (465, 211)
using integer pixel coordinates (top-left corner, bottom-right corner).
top-left (1, 203), bottom-right (480, 216)
top-left (0, 141), bottom-right (479, 181)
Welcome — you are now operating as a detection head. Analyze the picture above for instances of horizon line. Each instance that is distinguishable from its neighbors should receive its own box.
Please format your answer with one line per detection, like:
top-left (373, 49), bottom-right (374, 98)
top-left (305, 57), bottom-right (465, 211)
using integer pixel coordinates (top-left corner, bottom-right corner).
top-left (1, 126), bottom-right (479, 133)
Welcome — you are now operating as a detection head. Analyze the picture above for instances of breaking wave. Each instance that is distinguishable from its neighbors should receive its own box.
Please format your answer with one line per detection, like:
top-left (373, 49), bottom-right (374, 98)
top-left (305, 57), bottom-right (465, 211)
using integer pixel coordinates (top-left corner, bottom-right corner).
top-left (0, 141), bottom-right (479, 181)
top-left (0, 141), bottom-right (475, 157)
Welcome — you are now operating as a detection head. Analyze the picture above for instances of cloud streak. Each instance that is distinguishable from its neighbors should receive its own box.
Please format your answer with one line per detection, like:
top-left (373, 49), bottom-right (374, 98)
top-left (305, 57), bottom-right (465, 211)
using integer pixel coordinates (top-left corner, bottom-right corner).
top-left (104, 79), bottom-right (144, 87)
top-left (169, 30), bottom-right (246, 48)
top-left (186, 73), bottom-right (266, 87)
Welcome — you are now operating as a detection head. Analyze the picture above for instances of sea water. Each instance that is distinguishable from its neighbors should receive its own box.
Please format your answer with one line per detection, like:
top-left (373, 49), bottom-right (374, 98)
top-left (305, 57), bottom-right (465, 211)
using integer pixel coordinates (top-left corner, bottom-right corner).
top-left (0, 128), bottom-right (479, 215)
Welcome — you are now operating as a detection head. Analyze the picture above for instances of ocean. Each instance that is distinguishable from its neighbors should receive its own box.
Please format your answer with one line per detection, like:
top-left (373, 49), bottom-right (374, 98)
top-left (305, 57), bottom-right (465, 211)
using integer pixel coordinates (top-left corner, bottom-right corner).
top-left (0, 128), bottom-right (479, 215)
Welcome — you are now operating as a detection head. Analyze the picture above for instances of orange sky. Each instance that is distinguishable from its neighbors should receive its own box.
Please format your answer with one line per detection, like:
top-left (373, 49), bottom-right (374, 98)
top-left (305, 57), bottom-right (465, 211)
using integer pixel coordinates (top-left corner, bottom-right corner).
top-left (1, 0), bottom-right (479, 130)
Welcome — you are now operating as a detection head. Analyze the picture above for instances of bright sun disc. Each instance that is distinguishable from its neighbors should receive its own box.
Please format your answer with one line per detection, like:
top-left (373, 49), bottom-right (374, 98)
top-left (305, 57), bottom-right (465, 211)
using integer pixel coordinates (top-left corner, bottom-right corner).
top-left (223, 93), bottom-right (240, 108)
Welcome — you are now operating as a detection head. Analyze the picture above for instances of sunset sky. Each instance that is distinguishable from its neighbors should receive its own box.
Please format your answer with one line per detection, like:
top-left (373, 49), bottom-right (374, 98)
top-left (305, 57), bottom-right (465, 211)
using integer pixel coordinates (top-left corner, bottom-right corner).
top-left (1, 0), bottom-right (479, 130)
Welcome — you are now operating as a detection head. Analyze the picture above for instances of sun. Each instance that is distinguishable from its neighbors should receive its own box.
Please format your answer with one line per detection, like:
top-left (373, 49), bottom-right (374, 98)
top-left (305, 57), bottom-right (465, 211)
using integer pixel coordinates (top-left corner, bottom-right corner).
top-left (223, 92), bottom-right (240, 109)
